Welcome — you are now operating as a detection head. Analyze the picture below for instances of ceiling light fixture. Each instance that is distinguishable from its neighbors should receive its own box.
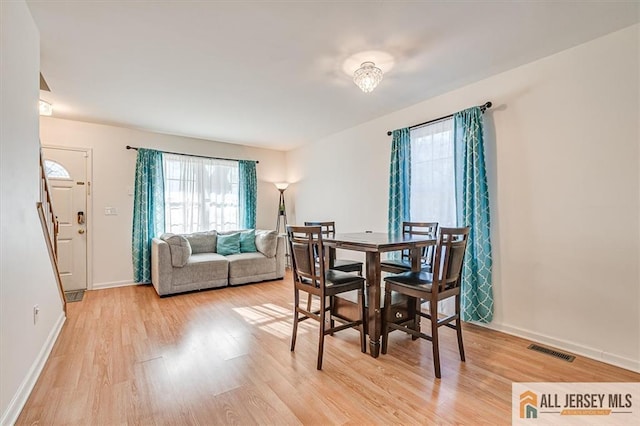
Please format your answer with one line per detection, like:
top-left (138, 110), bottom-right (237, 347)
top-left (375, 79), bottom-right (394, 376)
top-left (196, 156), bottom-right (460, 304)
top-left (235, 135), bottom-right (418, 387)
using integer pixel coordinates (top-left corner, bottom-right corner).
top-left (39, 100), bottom-right (53, 116)
top-left (353, 61), bottom-right (383, 93)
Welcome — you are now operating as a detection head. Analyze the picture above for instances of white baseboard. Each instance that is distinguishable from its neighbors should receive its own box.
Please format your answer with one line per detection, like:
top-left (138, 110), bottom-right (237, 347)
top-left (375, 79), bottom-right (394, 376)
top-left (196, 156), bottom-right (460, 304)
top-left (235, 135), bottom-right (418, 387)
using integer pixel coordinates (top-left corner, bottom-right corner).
top-left (474, 321), bottom-right (640, 373)
top-left (1, 311), bottom-right (66, 426)
top-left (91, 279), bottom-right (136, 290)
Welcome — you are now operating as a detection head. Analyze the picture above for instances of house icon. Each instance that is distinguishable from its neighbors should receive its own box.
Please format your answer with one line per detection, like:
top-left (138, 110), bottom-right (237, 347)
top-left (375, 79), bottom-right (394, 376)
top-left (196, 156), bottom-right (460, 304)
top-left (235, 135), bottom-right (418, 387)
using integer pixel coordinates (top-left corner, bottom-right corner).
top-left (520, 390), bottom-right (538, 419)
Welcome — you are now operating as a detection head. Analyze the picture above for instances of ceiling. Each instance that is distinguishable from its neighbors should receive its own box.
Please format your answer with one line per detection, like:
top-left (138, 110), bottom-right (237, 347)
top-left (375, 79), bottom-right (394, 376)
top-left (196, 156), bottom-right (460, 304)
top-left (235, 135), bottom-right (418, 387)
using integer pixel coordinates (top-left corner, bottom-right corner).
top-left (28, 1), bottom-right (639, 151)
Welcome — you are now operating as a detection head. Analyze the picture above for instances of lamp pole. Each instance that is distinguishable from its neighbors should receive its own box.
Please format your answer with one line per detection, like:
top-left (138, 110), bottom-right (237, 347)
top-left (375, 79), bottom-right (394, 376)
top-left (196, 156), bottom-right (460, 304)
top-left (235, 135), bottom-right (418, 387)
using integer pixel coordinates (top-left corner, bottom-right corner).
top-left (276, 188), bottom-right (287, 233)
top-left (274, 183), bottom-right (290, 267)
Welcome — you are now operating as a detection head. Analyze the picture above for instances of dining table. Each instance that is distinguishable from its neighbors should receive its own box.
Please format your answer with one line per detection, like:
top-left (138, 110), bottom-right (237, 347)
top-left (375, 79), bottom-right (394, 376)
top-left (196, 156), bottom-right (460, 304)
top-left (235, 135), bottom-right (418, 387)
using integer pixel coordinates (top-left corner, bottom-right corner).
top-left (322, 231), bottom-right (436, 358)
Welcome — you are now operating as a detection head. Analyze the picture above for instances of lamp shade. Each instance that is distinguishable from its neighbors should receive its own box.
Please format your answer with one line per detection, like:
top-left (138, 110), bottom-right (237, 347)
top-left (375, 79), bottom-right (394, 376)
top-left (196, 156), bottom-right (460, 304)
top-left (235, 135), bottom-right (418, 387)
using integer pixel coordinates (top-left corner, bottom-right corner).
top-left (274, 182), bottom-right (289, 191)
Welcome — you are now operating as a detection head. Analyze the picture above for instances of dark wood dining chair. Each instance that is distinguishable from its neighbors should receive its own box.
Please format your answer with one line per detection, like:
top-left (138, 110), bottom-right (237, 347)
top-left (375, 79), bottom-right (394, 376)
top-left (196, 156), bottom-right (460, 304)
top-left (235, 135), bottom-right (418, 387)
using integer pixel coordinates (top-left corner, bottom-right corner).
top-left (304, 221), bottom-right (364, 312)
top-left (380, 221), bottom-right (438, 274)
top-left (287, 225), bottom-right (366, 370)
top-left (381, 226), bottom-right (470, 378)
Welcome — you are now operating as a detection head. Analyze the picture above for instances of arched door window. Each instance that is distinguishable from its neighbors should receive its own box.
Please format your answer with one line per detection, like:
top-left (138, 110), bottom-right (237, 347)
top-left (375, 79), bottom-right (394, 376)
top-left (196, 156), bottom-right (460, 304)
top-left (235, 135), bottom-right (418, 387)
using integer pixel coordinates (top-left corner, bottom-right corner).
top-left (44, 159), bottom-right (71, 179)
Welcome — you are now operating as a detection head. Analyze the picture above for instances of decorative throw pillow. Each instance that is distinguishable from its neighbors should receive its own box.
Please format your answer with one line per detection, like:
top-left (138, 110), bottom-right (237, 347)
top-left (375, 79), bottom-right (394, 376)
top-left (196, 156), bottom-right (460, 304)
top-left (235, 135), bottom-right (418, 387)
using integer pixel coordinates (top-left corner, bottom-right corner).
top-left (160, 233), bottom-right (192, 267)
top-left (217, 232), bottom-right (241, 255)
top-left (184, 231), bottom-right (217, 254)
top-left (240, 229), bottom-right (257, 253)
top-left (255, 230), bottom-right (278, 258)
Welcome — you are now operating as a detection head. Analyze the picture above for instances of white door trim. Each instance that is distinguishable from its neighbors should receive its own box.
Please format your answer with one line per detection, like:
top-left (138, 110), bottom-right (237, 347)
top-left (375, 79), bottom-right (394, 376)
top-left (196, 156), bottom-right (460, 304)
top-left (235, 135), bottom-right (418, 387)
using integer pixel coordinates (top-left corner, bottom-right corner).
top-left (42, 145), bottom-right (94, 290)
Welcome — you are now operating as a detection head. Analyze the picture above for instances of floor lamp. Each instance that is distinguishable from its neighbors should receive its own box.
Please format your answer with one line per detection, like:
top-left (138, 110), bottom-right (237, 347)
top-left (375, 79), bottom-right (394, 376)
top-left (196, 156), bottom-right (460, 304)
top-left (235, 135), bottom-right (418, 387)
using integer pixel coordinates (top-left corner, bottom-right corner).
top-left (274, 182), bottom-right (290, 267)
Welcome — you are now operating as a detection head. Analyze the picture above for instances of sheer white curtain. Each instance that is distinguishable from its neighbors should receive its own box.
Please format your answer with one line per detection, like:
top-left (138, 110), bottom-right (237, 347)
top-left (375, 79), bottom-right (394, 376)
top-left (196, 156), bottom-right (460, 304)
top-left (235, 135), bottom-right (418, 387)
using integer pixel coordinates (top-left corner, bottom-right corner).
top-left (163, 154), bottom-right (239, 234)
top-left (410, 117), bottom-right (456, 314)
top-left (410, 117), bottom-right (456, 227)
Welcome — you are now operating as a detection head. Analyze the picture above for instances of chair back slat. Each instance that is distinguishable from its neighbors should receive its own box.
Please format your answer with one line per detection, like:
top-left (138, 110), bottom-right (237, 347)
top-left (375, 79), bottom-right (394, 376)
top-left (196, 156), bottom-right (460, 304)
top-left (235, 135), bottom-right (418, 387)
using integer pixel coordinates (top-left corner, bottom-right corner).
top-left (303, 221), bottom-right (336, 262)
top-left (304, 221), bottom-right (336, 238)
top-left (432, 227), bottom-right (470, 293)
top-left (403, 222), bottom-right (438, 237)
top-left (401, 221), bottom-right (438, 266)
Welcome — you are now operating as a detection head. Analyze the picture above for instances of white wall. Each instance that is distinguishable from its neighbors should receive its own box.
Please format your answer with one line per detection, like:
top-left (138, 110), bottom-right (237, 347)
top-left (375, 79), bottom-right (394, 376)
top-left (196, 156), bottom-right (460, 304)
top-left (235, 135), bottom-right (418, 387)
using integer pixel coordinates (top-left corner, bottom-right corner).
top-left (288, 25), bottom-right (640, 371)
top-left (0, 1), bottom-right (66, 424)
top-left (39, 118), bottom-right (287, 288)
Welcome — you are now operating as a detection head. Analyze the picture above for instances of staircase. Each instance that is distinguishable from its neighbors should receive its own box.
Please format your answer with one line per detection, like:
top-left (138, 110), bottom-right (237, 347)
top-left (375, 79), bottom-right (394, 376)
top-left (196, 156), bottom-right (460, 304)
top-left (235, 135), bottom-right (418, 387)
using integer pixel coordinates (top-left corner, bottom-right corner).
top-left (36, 149), bottom-right (66, 314)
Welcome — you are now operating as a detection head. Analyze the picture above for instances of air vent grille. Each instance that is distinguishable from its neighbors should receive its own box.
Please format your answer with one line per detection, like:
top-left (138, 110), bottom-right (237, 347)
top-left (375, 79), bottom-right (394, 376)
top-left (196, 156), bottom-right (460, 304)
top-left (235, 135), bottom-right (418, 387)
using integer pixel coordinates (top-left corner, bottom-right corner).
top-left (527, 344), bottom-right (575, 362)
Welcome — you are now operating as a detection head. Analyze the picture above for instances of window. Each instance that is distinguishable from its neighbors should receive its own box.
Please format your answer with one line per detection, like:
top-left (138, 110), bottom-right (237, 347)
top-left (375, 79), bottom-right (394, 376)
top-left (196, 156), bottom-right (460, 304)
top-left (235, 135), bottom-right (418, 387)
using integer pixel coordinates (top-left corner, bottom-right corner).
top-left (410, 117), bottom-right (456, 227)
top-left (410, 117), bottom-right (457, 314)
top-left (163, 154), bottom-right (239, 234)
top-left (44, 160), bottom-right (71, 179)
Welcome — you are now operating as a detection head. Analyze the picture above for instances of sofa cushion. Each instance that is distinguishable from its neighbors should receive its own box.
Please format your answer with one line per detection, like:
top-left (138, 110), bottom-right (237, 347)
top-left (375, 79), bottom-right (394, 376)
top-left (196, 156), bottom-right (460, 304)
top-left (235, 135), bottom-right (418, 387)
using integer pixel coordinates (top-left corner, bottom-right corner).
top-left (255, 230), bottom-right (278, 258)
top-left (227, 252), bottom-right (275, 279)
top-left (184, 231), bottom-right (217, 254)
top-left (172, 253), bottom-right (229, 287)
top-left (160, 233), bottom-right (191, 267)
top-left (240, 229), bottom-right (257, 253)
top-left (217, 232), bottom-right (241, 255)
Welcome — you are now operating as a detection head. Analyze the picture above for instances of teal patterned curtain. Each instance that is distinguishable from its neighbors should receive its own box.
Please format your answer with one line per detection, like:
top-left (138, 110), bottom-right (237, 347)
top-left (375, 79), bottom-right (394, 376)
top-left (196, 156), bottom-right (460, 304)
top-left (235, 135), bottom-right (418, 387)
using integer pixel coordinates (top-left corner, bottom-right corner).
top-left (454, 107), bottom-right (493, 323)
top-left (132, 148), bottom-right (165, 283)
top-left (388, 128), bottom-right (411, 239)
top-left (239, 160), bottom-right (257, 229)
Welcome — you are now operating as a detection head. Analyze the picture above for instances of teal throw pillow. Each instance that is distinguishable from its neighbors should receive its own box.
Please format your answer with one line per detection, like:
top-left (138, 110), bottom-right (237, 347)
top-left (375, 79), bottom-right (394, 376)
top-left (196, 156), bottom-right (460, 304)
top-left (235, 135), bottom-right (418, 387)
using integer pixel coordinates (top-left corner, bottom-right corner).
top-left (240, 229), bottom-right (257, 253)
top-left (217, 232), bottom-right (241, 255)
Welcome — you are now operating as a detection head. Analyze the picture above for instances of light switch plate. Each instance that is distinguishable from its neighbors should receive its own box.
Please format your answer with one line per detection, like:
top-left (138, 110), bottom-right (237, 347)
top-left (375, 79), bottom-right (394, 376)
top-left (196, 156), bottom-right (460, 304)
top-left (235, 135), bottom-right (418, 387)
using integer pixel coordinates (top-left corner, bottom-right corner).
top-left (104, 207), bottom-right (118, 215)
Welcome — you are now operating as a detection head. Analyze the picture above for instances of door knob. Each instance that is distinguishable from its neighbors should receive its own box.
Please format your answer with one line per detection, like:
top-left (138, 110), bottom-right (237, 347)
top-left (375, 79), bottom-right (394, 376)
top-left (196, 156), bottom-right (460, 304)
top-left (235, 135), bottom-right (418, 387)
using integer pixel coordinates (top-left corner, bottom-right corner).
top-left (78, 229), bottom-right (85, 234)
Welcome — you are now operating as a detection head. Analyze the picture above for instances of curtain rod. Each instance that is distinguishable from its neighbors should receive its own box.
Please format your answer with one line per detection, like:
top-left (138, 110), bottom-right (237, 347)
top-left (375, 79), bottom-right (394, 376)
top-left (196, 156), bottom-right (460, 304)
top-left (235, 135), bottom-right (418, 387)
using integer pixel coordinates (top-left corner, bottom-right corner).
top-left (386, 101), bottom-right (492, 136)
top-left (125, 145), bottom-right (259, 164)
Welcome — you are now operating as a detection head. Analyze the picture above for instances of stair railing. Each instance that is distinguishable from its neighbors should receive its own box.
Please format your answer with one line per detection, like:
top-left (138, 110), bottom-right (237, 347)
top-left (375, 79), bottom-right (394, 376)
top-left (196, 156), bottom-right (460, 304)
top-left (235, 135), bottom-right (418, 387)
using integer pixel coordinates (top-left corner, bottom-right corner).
top-left (37, 150), bottom-right (66, 314)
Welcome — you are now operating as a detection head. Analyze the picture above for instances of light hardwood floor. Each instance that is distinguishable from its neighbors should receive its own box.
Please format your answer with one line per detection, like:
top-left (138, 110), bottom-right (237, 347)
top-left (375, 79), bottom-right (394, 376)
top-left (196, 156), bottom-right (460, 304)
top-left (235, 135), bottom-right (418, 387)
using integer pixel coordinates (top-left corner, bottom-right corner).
top-left (17, 272), bottom-right (639, 425)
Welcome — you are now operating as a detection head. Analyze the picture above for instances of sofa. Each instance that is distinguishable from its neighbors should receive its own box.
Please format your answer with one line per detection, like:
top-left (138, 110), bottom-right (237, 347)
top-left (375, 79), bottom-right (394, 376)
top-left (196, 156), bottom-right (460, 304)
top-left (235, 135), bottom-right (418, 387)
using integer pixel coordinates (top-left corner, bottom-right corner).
top-left (151, 229), bottom-right (286, 296)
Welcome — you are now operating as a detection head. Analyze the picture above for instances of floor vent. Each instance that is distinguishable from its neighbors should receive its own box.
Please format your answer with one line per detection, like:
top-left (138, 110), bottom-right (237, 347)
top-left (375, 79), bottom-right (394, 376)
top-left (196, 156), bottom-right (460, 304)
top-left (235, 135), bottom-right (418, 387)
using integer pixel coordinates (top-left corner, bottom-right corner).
top-left (527, 344), bottom-right (575, 362)
top-left (64, 290), bottom-right (85, 303)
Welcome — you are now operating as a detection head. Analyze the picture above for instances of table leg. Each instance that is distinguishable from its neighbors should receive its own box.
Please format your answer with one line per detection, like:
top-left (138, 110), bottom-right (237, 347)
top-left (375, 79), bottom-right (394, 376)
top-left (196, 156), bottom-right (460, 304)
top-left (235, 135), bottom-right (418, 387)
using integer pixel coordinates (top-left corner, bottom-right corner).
top-left (365, 251), bottom-right (381, 357)
top-left (410, 246), bottom-right (421, 271)
top-left (410, 246), bottom-right (422, 337)
top-left (327, 246), bottom-right (336, 268)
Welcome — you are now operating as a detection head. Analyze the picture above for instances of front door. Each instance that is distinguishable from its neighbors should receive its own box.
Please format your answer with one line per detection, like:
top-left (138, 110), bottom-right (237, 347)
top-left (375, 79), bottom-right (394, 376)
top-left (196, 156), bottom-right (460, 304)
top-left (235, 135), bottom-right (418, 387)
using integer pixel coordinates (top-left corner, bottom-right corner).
top-left (42, 147), bottom-right (89, 291)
